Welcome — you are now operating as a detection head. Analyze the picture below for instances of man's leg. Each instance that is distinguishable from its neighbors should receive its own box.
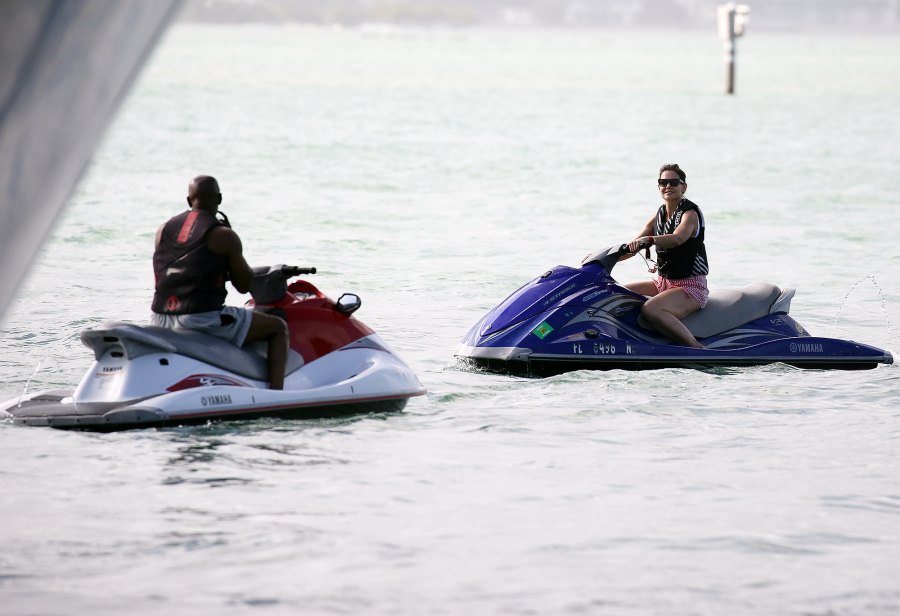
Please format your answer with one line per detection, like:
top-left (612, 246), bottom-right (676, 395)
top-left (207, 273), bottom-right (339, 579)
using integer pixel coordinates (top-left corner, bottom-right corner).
top-left (244, 312), bottom-right (289, 389)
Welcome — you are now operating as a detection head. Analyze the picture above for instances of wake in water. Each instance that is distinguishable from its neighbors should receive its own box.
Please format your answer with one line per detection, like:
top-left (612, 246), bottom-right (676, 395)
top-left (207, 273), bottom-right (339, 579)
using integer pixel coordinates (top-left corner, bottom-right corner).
top-left (16, 356), bottom-right (62, 409)
top-left (831, 275), bottom-right (897, 352)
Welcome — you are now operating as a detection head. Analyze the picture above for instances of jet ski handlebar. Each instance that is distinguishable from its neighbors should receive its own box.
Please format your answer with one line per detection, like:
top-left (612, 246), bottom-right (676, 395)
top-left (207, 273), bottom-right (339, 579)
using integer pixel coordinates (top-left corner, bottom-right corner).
top-left (279, 266), bottom-right (316, 277)
top-left (581, 244), bottom-right (639, 274)
top-left (252, 265), bottom-right (316, 278)
top-left (250, 265), bottom-right (317, 304)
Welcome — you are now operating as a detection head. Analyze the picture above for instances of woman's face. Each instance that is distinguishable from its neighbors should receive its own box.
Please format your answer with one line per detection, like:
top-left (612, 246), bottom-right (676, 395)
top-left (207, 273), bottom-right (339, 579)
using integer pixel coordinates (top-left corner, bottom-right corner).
top-left (658, 170), bottom-right (686, 203)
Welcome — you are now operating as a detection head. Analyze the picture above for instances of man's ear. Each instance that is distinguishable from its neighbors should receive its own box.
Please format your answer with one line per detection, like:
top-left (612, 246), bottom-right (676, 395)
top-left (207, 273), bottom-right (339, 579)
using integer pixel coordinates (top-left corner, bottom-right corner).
top-left (216, 194), bottom-right (222, 205)
top-left (186, 196), bottom-right (192, 208)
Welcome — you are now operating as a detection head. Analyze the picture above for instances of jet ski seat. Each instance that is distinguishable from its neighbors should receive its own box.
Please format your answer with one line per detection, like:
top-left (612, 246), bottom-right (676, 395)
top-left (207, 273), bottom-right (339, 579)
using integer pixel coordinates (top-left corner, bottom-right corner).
top-left (638, 283), bottom-right (795, 339)
top-left (81, 322), bottom-right (305, 382)
top-left (683, 283), bottom-right (794, 338)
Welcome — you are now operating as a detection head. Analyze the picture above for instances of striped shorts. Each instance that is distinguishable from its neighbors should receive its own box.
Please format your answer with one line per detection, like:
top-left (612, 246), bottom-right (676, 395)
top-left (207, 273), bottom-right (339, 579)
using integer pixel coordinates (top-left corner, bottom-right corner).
top-left (654, 275), bottom-right (709, 309)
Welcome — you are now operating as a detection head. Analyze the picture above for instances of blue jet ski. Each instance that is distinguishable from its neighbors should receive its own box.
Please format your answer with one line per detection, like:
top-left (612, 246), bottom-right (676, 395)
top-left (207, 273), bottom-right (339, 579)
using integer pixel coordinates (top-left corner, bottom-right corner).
top-left (456, 245), bottom-right (893, 376)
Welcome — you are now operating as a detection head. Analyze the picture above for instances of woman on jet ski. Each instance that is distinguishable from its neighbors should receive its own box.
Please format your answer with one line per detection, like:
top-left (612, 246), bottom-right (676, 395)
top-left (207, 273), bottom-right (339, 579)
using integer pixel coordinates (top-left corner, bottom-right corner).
top-left (621, 163), bottom-right (708, 348)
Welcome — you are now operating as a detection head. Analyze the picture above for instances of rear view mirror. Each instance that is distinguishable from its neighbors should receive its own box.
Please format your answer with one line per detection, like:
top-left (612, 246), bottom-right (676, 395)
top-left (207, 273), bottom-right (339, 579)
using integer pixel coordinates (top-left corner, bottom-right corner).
top-left (335, 293), bottom-right (361, 315)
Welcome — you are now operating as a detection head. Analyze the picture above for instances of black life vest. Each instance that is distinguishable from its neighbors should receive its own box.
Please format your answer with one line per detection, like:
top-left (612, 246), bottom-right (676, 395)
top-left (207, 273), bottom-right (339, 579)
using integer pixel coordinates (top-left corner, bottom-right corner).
top-left (151, 209), bottom-right (228, 314)
top-left (654, 198), bottom-right (709, 279)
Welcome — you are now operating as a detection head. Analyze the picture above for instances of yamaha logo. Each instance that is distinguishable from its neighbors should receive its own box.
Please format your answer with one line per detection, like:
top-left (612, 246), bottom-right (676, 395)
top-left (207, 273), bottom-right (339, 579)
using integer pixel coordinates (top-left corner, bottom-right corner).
top-left (790, 342), bottom-right (823, 353)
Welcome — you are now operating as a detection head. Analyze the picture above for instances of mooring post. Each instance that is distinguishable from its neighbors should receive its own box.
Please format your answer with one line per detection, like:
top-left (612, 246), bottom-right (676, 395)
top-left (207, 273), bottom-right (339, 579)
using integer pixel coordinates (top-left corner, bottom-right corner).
top-left (717, 3), bottom-right (750, 95)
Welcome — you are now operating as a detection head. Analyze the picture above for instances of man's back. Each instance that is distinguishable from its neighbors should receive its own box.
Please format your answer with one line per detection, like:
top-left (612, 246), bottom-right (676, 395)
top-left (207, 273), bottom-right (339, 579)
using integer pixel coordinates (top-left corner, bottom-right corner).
top-left (151, 208), bottom-right (228, 315)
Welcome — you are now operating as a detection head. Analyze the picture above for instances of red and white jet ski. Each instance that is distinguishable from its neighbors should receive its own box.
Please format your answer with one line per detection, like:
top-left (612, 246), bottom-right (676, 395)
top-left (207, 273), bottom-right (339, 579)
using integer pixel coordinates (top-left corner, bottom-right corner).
top-left (2, 266), bottom-right (425, 431)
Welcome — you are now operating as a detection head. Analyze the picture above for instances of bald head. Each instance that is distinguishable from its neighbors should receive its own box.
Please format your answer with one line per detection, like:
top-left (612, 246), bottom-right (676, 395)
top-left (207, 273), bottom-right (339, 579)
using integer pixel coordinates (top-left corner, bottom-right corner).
top-left (187, 175), bottom-right (222, 211)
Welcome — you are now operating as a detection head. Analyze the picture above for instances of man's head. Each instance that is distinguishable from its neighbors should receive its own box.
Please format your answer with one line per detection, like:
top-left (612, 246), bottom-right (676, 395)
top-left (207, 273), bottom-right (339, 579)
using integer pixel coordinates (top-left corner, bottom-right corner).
top-left (187, 175), bottom-right (222, 211)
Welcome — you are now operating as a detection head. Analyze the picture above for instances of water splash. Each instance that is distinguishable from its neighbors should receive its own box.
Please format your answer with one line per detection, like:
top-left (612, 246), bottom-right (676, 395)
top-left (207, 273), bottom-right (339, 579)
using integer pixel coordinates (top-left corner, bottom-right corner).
top-left (831, 275), bottom-right (896, 350)
top-left (16, 356), bottom-right (61, 409)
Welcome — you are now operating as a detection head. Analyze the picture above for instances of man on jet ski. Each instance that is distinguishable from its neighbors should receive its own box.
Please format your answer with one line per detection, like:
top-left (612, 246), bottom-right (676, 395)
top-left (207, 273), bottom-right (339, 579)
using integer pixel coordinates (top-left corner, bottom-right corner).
top-left (620, 163), bottom-right (708, 349)
top-left (150, 175), bottom-right (289, 389)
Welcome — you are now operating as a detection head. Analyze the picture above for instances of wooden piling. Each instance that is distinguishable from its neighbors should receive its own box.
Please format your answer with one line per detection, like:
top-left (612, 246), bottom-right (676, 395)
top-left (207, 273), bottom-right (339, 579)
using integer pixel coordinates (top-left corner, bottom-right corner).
top-left (718, 3), bottom-right (749, 95)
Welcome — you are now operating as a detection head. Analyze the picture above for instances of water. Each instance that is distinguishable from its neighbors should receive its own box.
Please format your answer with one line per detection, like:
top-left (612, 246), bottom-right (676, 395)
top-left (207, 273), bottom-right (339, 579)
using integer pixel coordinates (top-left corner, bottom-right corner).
top-left (2, 25), bottom-right (900, 615)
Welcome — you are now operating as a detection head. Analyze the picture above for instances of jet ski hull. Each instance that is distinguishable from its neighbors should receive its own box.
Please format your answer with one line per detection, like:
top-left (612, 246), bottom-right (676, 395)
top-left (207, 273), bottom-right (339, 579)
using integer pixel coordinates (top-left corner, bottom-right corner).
top-left (458, 337), bottom-right (893, 377)
top-left (4, 389), bottom-right (413, 432)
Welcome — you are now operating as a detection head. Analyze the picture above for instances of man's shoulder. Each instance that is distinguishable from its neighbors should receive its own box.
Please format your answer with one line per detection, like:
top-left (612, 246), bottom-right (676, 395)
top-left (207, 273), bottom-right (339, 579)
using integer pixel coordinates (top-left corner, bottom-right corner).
top-left (206, 224), bottom-right (242, 255)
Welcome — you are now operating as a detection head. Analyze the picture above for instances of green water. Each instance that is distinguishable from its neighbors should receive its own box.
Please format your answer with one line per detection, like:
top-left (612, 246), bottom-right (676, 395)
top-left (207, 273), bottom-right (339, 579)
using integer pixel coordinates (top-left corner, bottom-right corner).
top-left (2, 25), bottom-right (899, 615)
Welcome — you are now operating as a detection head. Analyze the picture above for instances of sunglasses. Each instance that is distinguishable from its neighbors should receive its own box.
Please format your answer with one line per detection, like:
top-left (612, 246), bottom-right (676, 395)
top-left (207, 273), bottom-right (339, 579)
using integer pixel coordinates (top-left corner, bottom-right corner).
top-left (658, 178), bottom-right (684, 187)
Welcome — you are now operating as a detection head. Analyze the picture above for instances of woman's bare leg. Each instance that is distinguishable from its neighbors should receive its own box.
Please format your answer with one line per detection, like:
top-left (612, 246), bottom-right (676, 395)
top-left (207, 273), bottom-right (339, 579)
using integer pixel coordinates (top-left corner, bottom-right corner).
top-left (624, 280), bottom-right (658, 296)
top-left (641, 289), bottom-right (703, 348)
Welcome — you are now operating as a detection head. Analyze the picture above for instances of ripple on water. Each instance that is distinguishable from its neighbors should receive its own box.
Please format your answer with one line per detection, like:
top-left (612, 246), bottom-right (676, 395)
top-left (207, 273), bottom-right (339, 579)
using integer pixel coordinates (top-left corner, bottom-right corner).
top-left (2, 26), bottom-right (900, 616)
top-left (821, 494), bottom-right (900, 516)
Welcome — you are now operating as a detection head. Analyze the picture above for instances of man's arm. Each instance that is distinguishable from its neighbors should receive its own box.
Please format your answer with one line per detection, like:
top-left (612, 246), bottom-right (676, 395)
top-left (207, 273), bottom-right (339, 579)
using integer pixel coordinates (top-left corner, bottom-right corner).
top-left (207, 226), bottom-right (253, 293)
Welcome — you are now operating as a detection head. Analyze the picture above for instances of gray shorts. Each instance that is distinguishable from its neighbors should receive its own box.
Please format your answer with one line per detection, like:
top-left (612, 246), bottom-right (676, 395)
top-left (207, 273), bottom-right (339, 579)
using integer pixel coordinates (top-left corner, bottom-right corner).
top-left (150, 306), bottom-right (253, 346)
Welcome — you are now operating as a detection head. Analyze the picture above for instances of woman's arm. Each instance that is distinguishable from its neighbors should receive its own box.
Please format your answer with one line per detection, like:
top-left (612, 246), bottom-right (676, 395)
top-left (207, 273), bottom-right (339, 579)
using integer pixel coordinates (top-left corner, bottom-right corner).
top-left (654, 210), bottom-right (698, 249)
top-left (626, 216), bottom-right (657, 253)
top-left (631, 210), bottom-right (699, 251)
